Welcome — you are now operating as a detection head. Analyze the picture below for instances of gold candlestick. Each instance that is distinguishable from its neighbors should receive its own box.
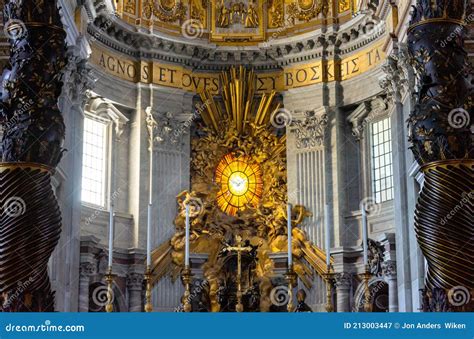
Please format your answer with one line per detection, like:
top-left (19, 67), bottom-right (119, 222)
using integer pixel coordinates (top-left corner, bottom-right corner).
top-left (285, 265), bottom-right (297, 312)
top-left (324, 267), bottom-right (334, 312)
top-left (363, 265), bottom-right (372, 312)
top-left (105, 267), bottom-right (115, 313)
top-left (181, 265), bottom-right (192, 312)
top-left (144, 265), bottom-right (153, 312)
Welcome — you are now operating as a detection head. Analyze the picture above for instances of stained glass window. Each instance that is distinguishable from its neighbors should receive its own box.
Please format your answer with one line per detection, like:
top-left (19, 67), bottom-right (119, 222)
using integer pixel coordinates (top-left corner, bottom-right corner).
top-left (215, 153), bottom-right (263, 216)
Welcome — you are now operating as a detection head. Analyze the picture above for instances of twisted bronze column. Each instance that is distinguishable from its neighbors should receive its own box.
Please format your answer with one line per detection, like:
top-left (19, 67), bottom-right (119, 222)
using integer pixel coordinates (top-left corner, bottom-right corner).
top-left (408, 0), bottom-right (473, 311)
top-left (0, 1), bottom-right (67, 311)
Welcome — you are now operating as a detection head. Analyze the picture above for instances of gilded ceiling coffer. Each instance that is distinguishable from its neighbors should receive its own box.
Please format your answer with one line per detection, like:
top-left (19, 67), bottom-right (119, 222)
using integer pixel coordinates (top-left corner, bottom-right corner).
top-left (407, 0), bottom-right (473, 312)
top-left (0, 1), bottom-right (67, 311)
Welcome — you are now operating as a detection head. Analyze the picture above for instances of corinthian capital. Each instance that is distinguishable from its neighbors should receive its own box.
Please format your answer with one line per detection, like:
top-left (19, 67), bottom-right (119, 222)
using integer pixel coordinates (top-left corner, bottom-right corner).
top-left (334, 272), bottom-right (352, 288)
top-left (382, 260), bottom-right (397, 278)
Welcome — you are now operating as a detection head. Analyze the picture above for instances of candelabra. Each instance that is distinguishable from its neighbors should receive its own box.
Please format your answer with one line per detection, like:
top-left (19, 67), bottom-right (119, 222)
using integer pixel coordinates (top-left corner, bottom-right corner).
top-left (324, 267), bottom-right (334, 312)
top-left (105, 267), bottom-right (115, 313)
top-left (362, 265), bottom-right (372, 312)
top-left (181, 266), bottom-right (192, 312)
top-left (144, 266), bottom-right (153, 312)
top-left (285, 265), bottom-right (297, 312)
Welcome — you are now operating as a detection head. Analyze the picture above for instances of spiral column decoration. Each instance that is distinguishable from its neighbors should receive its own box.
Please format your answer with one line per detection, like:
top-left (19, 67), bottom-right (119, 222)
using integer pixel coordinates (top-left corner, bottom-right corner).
top-left (408, 0), bottom-right (474, 311)
top-left (0, 1), bottom-right (67, 311)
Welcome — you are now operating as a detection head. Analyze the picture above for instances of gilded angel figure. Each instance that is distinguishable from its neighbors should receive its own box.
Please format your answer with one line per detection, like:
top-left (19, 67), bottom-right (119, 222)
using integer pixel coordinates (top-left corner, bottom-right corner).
top-left (245, 1), bottom-right (259, 28)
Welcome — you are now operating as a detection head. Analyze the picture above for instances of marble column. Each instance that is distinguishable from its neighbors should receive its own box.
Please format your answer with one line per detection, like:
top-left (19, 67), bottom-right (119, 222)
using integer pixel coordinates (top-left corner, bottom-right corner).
top-left (383, 260), bottom-right (398, 312)
top-left (335, 273), bottom-right (352, 312)
top-left (127, 272), bottom-right (144, 312)
top-left (79, 263), bottom-right (95, 312)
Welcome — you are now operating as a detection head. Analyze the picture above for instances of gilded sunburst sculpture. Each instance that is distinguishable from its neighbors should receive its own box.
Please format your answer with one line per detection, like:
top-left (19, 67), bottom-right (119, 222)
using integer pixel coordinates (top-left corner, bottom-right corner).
top-left (149, 67), bottom-right (331, 312)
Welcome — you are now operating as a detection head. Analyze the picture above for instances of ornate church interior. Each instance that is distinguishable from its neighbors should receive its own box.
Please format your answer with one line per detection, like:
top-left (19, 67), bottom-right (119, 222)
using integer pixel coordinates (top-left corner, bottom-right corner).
top-left (0, 0), bottom-right (472, 313)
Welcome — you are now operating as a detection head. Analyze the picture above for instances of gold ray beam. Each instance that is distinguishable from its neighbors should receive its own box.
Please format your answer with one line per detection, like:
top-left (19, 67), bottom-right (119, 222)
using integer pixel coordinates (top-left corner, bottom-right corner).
top-left (259, 92), bottom-right (277, 126)
top-left (199, 90), bottom-right (219, 132)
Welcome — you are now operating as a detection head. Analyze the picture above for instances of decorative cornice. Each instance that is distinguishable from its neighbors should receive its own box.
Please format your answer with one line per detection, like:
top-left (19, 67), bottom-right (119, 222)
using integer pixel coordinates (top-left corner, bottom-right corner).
top-left (84, 0), bottom-right (389, 70)
top-left (85, 97), bottom-right (129, 140)
top-left (347, 96), bottom-right (388, 140)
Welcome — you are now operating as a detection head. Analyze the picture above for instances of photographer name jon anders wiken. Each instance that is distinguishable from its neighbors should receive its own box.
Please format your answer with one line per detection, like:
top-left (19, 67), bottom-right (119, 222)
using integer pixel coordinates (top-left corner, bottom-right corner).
top-left (401, 322), bottom-right (467, 330)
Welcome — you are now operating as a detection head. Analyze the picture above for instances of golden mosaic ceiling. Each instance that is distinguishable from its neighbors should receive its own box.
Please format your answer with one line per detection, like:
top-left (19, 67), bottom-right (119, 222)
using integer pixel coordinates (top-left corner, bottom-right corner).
top-left (115, 0), bottom-right (359, 44)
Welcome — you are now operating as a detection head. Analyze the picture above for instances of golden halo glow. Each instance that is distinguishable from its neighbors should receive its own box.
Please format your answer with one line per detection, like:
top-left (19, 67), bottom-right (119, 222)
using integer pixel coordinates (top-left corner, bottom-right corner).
top-left (215, 153), bottom-right (263, 216)
top-left (228, 172), bottom-right (249, 196)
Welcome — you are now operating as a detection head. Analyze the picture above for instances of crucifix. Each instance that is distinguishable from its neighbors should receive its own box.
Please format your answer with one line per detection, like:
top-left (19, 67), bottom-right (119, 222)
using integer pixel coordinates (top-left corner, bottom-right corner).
top-left (222, 235), bottom-right (253, 312)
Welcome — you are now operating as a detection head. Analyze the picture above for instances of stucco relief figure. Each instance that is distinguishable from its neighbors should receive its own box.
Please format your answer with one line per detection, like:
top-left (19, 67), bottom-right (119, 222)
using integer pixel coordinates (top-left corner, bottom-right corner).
top-left (217, 0), bottom-right (230, 27)
top-left (269, 0), bottom-right (284, 27)
top-left (231, 2), bottom-right (246, 24)
top-left (245, 1), bottom-right (259, 27)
